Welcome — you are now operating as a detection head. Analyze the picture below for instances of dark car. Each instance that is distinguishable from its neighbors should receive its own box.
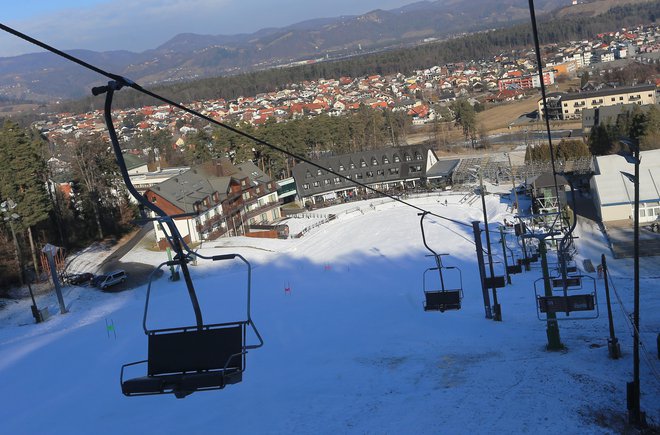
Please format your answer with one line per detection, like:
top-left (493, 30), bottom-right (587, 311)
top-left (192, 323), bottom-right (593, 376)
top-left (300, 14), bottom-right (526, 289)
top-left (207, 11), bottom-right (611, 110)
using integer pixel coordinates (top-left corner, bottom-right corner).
top-left (66, 272), bottom-right (94, 286)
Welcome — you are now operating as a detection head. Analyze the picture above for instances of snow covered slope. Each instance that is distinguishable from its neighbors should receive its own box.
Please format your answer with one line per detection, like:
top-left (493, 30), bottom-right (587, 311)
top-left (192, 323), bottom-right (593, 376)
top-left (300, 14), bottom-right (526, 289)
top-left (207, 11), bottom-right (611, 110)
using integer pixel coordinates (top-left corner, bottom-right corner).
top-left (0, 194), bottom-right (658, 434)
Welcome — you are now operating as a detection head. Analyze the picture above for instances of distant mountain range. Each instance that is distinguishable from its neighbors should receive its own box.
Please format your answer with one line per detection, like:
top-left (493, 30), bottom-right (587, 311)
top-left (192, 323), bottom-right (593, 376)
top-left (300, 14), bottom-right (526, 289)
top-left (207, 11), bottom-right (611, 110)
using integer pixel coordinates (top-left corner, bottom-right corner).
top-left (0, 0), bottom-right (576, 103)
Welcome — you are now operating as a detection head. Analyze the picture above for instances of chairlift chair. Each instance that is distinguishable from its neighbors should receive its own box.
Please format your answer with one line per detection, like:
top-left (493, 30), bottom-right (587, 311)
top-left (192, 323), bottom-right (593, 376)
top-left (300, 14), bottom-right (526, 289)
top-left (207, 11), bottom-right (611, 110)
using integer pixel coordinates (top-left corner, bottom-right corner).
top-left (423, 265), bottom-right (463, 312)
top-left (483, 259), bottom-right (507, 288)
top-left (533, 274), bottom-right (598, 321)
top-left (93, 82), bottom-right (263, 399)
top-left (121, 253), bottom-right (263, 398)
top-left (419, 212), bottom-right (463, 312)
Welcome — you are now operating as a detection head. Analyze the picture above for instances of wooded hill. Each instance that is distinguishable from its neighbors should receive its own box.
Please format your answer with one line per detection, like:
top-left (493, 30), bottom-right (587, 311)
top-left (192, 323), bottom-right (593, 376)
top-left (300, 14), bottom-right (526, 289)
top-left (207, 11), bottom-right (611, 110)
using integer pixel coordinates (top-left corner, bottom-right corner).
top-left (55, 2), bottom-right (660, 114)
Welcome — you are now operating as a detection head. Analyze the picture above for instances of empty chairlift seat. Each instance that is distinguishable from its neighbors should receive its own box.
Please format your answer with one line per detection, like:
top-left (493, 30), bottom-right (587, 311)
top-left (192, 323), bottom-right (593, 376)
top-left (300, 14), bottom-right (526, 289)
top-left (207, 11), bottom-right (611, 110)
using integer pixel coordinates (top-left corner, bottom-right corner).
top-left (120, 253), bottom-right (263, 399)
top-left (121, 323), bottom-right (245, 398)
top-left (424, 289), bottom-right (462, 312)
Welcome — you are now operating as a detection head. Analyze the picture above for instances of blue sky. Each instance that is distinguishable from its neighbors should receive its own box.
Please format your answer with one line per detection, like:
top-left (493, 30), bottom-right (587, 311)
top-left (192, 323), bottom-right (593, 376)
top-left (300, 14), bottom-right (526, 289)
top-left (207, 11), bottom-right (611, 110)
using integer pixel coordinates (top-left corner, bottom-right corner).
top-left (1, 0), bottom-right (417, 57)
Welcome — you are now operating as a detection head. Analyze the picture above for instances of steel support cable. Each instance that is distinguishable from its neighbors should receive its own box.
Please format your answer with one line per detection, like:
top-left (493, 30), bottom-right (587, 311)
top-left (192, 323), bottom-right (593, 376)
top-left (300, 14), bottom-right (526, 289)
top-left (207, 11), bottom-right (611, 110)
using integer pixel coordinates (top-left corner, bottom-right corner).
top-left (607, 273), bottom-right (660, 385)
top-left (0, 22), bottom-right (470, 234)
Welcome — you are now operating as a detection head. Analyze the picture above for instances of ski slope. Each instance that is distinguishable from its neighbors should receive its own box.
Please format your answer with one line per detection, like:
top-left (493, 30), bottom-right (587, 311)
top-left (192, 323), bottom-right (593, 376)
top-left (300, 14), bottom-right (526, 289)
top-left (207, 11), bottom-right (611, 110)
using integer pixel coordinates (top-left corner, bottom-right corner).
top-left (0, 193), bottom-right (658, 434)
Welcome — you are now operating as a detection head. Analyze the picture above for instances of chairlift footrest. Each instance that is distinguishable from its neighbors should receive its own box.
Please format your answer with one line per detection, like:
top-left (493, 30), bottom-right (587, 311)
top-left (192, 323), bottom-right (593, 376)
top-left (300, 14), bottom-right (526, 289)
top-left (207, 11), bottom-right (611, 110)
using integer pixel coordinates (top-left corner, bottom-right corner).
top-left (121, 369), bottom-right (242, 397)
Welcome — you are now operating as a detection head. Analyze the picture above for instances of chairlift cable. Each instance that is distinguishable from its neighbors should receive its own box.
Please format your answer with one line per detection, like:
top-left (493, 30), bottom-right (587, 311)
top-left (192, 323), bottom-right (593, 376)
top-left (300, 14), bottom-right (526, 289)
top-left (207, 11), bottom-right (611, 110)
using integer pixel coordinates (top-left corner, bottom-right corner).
top-left (607, 274), bottom-right (660, 384)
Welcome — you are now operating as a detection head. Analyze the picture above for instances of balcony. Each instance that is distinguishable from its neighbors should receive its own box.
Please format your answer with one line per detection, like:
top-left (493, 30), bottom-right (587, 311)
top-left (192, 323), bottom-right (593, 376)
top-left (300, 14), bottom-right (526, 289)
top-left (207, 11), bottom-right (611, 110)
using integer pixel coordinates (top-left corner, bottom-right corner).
top-left (196, 214), bottom-right (223, 233)
top-left (243, 199), bottom-right (284, 222)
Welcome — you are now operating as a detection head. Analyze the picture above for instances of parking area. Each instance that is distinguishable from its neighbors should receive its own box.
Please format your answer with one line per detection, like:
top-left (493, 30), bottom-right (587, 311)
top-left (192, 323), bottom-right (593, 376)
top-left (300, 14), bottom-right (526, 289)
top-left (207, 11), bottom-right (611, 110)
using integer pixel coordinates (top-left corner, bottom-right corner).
top-left (605, 220), bottom-right (660, 258)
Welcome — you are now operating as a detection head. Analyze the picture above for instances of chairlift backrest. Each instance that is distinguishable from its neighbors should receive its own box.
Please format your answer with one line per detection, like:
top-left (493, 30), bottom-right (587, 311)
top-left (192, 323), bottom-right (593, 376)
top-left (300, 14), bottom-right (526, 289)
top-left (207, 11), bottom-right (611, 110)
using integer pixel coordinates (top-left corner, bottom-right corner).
top-left (148, 325), bottom-right (244, 376)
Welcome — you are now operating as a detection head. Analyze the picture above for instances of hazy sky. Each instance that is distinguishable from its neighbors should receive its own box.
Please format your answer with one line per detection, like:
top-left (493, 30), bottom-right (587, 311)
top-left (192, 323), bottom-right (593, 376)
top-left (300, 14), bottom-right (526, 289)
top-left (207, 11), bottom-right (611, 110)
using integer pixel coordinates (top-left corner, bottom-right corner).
top-left (0, 0), bottom-right (418, 58)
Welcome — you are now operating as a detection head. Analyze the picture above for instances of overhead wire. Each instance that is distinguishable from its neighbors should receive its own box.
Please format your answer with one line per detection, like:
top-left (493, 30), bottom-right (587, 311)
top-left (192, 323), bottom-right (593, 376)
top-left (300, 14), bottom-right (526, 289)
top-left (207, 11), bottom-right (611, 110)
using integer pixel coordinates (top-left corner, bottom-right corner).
top-left (607, 272), bottom-right (660, 385)
top-left (0, 21), bottom-right (521, 264)
top-left (0, 22), bottom-right (471, 230)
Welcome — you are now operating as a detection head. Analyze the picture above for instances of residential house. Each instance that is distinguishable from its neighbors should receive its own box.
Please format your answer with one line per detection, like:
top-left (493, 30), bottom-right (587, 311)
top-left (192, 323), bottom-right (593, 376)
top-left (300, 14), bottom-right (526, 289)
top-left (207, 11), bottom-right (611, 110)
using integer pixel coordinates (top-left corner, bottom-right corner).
top-left (143, 159), bottom-right (282, 249)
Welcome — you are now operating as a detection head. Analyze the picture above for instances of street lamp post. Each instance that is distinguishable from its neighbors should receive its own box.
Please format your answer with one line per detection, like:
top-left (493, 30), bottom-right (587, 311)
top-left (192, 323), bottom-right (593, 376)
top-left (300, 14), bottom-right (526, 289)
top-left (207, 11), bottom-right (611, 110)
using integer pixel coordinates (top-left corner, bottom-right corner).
top-left (619, 138), bottom-right (645, 427)
top-left (1, 199), bottom-right (23, 286)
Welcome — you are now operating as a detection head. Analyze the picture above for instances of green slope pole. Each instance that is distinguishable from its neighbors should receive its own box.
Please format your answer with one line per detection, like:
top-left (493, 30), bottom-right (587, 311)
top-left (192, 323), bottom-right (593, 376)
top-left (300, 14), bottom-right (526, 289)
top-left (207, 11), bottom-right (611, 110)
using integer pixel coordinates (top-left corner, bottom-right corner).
top-left (539, 239), bottom-right (562, 350)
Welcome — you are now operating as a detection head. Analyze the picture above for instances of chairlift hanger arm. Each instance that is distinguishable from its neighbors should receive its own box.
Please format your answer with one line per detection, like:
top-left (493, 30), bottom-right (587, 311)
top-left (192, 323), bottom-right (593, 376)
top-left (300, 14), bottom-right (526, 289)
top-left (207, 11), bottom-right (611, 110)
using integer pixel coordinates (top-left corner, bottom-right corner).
top-left (97, 83), bottom-right (205, 330)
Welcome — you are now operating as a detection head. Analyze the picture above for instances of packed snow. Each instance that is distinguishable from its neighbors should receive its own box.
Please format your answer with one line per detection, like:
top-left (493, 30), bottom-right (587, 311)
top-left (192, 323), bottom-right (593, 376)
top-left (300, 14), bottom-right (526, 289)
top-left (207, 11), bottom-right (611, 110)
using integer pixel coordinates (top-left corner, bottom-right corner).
top-left (0, 192), bottom-right (658, 434)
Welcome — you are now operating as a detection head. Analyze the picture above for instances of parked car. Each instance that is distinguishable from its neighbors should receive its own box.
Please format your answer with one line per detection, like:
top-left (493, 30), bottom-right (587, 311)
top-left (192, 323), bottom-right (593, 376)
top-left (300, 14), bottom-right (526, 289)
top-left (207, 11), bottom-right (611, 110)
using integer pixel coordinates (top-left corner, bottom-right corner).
top-left (93, 270), bottom-right (127, 290)
top-left (64, 272), bottom-right (94, 286)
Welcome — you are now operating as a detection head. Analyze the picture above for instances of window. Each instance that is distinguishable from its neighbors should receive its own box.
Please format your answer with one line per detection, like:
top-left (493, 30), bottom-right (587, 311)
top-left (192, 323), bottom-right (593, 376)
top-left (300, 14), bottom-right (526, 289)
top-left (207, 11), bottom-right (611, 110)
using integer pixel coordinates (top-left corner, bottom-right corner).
top-left (415, 153), bottom-right (423, 160)
top-left (410, 165), bottom-right (422, 173)
top-left (313, 181), bottom-right (320, 187)
top-left (377, 169), bottom-right (384, 176)
top-left (619, 96), bottom-right (624, 100)
top-left (389, 168), bottom-right (399, 175)
top-left (611, 97), bottom-right (615, 101)
top-left (563, 103), bottom-right (568, 107)
top-left (404, 154), bottom-right (412, 161)
top-left (360, 159), bottom-right (367, 168)
top-left (383, 157), bottom-right (389, 164)
top-left (324, 179), bottom-right (331, 185)
top-left (305, 171), bottom-right (312, 178)
top-left (339, 164), bottom-right (345, 171)
top-left (317, 169), bottom-right (322, 176)
top-left (366, 171), bottom-right (374, 177)
top-left (303, 183), bottom-right (310, 190)
top-left (371, 158), bottom-right (378, 166)
top-left (393, 155), bottom-right (400, 163)
top-left (334, 177), bottom-right (341, 183)
top-left (349, 162), bottom-right (356, 169)
top-left (355, 173), bottom-right (363, 180)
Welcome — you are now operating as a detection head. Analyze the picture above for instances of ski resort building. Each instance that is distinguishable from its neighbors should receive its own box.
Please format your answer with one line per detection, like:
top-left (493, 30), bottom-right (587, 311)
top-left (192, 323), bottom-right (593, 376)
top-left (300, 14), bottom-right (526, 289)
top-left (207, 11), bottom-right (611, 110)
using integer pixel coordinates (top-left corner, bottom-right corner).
top-left (590, 149), bottom-right (660, 224)
top-left (292, 145), bottom-right (458, 206)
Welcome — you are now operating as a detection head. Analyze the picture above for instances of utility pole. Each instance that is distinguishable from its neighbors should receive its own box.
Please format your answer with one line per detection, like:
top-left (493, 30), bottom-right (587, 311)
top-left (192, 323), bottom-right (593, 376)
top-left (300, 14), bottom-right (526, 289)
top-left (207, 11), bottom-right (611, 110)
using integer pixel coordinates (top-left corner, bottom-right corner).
top-left (619, 138), bottom-right (644, 427)
top-left (1, 199), bottom-right (23, 286)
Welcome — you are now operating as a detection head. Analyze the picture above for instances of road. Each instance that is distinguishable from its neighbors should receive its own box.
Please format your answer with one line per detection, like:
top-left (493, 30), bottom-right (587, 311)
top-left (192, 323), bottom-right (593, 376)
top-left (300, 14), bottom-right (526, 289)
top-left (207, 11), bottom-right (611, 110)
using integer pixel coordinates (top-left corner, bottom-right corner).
top-left (96, 224), bottom-right (163, 291)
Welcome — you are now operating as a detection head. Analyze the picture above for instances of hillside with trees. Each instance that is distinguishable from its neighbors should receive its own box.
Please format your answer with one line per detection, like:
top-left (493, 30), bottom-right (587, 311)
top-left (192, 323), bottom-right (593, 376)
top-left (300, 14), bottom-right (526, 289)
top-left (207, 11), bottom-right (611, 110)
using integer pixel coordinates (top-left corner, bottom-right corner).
top-left (54, 2), bottom-right (660, 114)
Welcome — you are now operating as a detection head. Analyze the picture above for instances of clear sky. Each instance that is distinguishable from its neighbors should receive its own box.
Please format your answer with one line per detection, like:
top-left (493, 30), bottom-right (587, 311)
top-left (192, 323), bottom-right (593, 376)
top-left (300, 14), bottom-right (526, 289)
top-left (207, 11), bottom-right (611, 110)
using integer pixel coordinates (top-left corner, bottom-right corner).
top-left (0, 0), bottom-right (418, 58)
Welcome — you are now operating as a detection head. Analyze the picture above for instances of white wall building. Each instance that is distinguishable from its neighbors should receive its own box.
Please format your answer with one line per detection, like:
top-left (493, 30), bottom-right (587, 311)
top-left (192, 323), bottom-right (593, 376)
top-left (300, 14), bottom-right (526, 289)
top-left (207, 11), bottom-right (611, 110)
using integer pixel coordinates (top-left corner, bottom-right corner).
top-left (590, 149), bottom-right (660, 223)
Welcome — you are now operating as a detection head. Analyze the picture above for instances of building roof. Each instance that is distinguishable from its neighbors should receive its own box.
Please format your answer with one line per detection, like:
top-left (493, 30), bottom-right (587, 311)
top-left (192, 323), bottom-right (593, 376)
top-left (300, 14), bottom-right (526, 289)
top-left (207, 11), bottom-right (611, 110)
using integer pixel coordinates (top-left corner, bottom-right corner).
top-left (561, 84), bottom-right (655, 102)
top-left (150, 168), bottom-right (231, 214)
top-left (426, 159), bottom-right (459, 178)
top-left (122, 152), bottom-right (148, 171)
top-left (592, 149), bottom-right (660, 206)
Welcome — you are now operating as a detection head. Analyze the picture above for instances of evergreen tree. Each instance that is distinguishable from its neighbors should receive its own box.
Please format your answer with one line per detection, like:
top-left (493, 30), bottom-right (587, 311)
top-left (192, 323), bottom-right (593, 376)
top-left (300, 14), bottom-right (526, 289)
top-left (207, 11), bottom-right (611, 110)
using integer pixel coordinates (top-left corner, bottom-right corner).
top-left (0, 121), bottom-right (52, 277)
